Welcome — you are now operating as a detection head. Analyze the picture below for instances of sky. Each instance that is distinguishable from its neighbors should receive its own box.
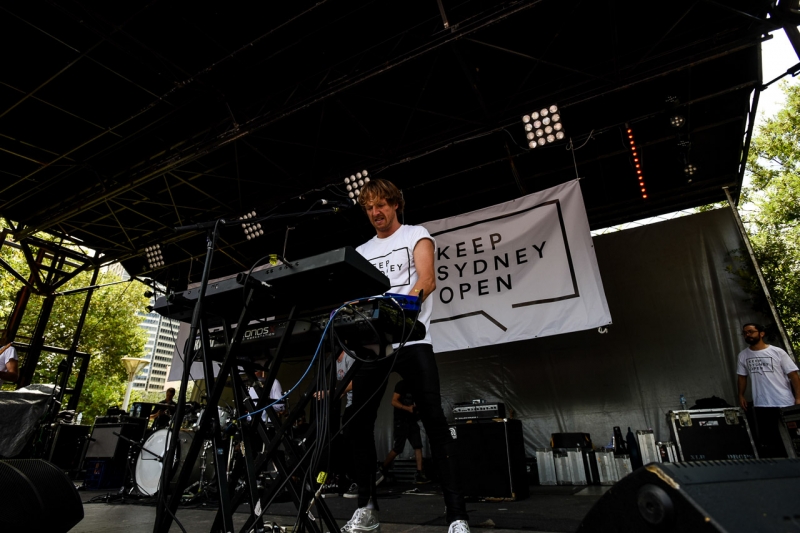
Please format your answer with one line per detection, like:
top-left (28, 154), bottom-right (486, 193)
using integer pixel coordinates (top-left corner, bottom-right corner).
top-left (757, 29), bottom-right (799, 127)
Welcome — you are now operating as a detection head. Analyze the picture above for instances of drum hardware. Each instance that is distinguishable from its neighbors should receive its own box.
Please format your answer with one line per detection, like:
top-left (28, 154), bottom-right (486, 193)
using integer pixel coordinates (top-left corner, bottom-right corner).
top-left (113, 430), bottom-right (163, 499)
top-left (226, 433), bottom-right (237, 482)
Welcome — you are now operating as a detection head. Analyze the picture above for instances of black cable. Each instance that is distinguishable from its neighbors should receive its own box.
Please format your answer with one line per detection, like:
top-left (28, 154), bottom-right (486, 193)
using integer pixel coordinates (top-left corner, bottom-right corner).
top-left (240, 253), bottom-right (279, 310)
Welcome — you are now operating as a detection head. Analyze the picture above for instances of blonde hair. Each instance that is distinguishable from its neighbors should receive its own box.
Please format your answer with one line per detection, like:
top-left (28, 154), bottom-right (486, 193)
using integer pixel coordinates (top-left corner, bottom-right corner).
top-left (357, 179), bottom-right (405, 213)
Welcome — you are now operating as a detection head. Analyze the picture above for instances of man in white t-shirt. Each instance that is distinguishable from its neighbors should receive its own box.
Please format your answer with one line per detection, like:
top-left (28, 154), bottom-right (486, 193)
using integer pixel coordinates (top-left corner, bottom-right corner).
top-left (0, 338), bottom-right (19, 387)
top-left (737, 322), bottom-right (800, 457)
top-left (341, 179), bottom-right (469, 533)
top-left (249, 369), bottom-right (286, 422)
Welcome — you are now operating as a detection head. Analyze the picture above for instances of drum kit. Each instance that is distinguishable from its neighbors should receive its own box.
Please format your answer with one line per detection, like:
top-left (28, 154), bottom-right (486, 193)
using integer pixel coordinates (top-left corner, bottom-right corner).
top-left (123, 403), bottom-right (237, 499)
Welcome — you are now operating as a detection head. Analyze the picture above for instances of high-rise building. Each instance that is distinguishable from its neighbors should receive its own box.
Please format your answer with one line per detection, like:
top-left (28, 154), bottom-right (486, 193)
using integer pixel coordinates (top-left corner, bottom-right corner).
top-left (135, 307), bottom-right (181, 392)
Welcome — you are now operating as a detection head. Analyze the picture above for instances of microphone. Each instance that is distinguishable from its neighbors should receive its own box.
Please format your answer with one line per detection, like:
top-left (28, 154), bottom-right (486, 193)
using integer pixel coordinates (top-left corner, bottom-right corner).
top-left (320, 199), bottom-right (355, 208)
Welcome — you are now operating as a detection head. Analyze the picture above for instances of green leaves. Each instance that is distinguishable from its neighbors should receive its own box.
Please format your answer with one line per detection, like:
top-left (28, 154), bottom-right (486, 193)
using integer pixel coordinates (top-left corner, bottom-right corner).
top-left (0, 224), bottom-right (149, 424)
top-left (744, 81), bottom-right (800, 354)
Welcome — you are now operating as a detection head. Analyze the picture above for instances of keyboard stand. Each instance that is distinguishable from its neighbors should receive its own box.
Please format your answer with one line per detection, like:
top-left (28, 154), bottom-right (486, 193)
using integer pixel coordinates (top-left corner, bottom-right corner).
top-left (152, 233), bottom-right (391, 533)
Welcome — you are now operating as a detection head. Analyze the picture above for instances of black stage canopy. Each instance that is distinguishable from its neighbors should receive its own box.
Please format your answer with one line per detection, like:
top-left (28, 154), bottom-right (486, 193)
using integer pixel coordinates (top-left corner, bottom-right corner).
top-left (0, 1), bottom-right (786, 287)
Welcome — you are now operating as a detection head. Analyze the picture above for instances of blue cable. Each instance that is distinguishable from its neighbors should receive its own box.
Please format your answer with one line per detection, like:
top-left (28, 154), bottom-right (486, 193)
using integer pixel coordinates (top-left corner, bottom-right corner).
top-left (224, 294), bottom-right (405, 429)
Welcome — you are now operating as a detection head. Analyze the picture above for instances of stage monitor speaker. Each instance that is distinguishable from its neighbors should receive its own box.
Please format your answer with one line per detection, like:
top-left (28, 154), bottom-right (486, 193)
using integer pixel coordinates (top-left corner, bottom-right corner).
top-left (0, 459), bottom-right (84, 533)
top-left (449, 419), bottom-right (529, 500)
top-left (577, 458), bottom-right (800, 532)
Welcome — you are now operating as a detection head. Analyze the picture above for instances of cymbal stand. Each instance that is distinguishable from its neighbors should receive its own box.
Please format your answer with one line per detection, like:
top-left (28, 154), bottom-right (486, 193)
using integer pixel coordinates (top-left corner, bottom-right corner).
top-left (114, 431), bottom-right (155, 498)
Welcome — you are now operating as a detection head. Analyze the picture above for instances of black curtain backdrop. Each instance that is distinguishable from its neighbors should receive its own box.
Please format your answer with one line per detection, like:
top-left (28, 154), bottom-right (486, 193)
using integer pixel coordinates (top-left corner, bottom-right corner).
top-left (425, 207), bottom-right (774, 455)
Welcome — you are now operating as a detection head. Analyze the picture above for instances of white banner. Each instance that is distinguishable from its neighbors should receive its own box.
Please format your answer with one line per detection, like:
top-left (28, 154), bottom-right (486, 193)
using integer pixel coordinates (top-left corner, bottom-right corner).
top-left (421, 180), bottom-right (611, 352)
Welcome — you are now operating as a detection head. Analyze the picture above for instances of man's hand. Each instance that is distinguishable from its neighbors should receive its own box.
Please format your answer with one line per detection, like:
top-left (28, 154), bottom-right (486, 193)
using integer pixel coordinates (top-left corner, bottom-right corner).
top-left (737, 375), bottom-right (748, 411)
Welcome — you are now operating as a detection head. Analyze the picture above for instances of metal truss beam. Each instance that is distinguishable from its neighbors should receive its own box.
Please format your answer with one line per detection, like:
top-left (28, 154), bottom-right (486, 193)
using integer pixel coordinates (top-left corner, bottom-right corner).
top-left (17, 0), bottom-right (544, 238)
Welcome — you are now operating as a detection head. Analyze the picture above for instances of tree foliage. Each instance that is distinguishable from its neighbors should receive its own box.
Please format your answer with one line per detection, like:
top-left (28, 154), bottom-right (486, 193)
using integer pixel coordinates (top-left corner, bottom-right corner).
top-left (744, 80), bottom-right (800, 354)
top-left (0, 224), bottom-right (149, 423)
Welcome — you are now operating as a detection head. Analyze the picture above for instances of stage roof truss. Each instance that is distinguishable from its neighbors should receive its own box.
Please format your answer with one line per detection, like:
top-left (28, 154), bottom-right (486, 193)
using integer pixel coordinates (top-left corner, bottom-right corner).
top-left (0, 0), bottom-right (790, 285)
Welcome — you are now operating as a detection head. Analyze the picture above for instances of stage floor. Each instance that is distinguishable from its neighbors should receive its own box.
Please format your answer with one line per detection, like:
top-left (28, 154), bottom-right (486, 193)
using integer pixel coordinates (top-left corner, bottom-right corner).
top-left (74, 482), bottom-right (606, 533)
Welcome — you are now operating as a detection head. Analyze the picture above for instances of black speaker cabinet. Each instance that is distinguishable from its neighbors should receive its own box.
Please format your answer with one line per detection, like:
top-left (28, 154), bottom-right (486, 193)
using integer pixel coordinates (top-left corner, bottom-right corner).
top-left (85, 422), bottom-right (146, 460)
top-left (84, 422), bottom-right (146, 488)
top-left (48, 424), bottom-right (90, 473)
top-left (0, 459), bottom-right (84, 533)
top-left (577, 458), bottom-right (800, 532)
top-left (449, 419), bottom-right (529, 500)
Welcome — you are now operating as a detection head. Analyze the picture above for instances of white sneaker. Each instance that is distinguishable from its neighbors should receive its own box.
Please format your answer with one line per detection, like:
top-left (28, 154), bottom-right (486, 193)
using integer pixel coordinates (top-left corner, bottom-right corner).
top-left (341, 507), bottom-right (380, 533)
top-left (448, 520), bottom-right (470, 533)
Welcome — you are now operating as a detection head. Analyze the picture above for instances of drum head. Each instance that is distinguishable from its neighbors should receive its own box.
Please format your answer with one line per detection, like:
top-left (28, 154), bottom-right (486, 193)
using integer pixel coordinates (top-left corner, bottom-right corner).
top-left (135, 428), bottom-right (171, 496)
top-left (134, 429), bottom-right (211, 496)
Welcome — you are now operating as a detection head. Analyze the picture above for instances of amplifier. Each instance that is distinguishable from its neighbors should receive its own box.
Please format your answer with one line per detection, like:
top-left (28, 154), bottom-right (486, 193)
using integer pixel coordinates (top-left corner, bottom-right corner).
top-left (453, 402), bottom-right (505, 421)
top-left (84, 422), bottom-right (147, 488)
top-left (449, 419), bottom-right (528, 500)
top-left (48, 424), bottom-right (90, 473)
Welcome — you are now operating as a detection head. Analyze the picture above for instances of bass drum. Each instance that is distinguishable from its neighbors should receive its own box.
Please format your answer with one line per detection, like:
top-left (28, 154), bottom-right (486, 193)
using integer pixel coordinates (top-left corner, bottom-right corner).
top-left (134, 429), bottom-right (214, 496)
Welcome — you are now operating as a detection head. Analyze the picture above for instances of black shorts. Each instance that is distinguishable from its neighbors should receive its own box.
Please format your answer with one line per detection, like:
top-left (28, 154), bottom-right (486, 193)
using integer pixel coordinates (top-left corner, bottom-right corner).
top-left (392, 415), bottom-right (422, 454)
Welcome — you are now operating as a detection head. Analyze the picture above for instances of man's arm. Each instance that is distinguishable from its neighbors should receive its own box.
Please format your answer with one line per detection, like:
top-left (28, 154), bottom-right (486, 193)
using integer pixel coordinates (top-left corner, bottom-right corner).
top-left (737, 374), bottom-right (748, 410)
top-left (0, 359), bottom-right (18, 383)
top-left (788, 370), bottom-right (800, 405)
top-left (410, 238), bottom-right (435, 302)
top-left (390, 392), bottom-right (414, 413)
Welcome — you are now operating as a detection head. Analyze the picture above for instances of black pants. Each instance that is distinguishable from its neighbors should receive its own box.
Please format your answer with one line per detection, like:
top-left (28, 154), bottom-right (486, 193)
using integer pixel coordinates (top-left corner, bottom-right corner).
top-left (344, 343), bottom-right (467, 523)
top-left (751, 407), bottom-right (788, 458)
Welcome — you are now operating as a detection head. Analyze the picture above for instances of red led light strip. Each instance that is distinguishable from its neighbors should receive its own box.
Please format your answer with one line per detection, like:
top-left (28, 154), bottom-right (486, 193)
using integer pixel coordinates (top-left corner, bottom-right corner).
top-left (626, 126), bottom-right (646, 199)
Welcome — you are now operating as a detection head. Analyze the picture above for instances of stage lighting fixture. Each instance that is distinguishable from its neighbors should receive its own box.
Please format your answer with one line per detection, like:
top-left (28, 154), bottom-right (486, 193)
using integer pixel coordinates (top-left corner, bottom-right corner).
top-left (522, 104), bottom-right (564, 149)
top-left (626, 126), bottom-right (647, 200)
top-left (240, 210), bottom-right (264, 240)
top-left (144, 244), bottom-right (164, 269)
top-left (684, 163), bottom-right (697, 182)
top-left (670, 115), bottom-right (685, 128)
top-left (344, 170), bottom-right (369, 200)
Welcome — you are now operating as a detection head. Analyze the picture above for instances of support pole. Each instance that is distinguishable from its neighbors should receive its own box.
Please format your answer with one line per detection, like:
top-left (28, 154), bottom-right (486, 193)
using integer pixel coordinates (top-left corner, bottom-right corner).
top-left (17, 293), bottom-right (56, 388)
top-left (63, 266), bottom-right (99, 409)
top-left (3, 248), bottom-right (45, 343)
top-left (724, 187), bottom-right (795, 359)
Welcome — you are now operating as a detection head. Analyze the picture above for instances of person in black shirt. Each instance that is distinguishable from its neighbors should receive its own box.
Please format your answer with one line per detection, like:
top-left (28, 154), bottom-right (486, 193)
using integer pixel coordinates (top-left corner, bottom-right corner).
top-left (381, 380), bottom-right (430, 484)
top-left (150, 387), bottom-right (177, 429)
